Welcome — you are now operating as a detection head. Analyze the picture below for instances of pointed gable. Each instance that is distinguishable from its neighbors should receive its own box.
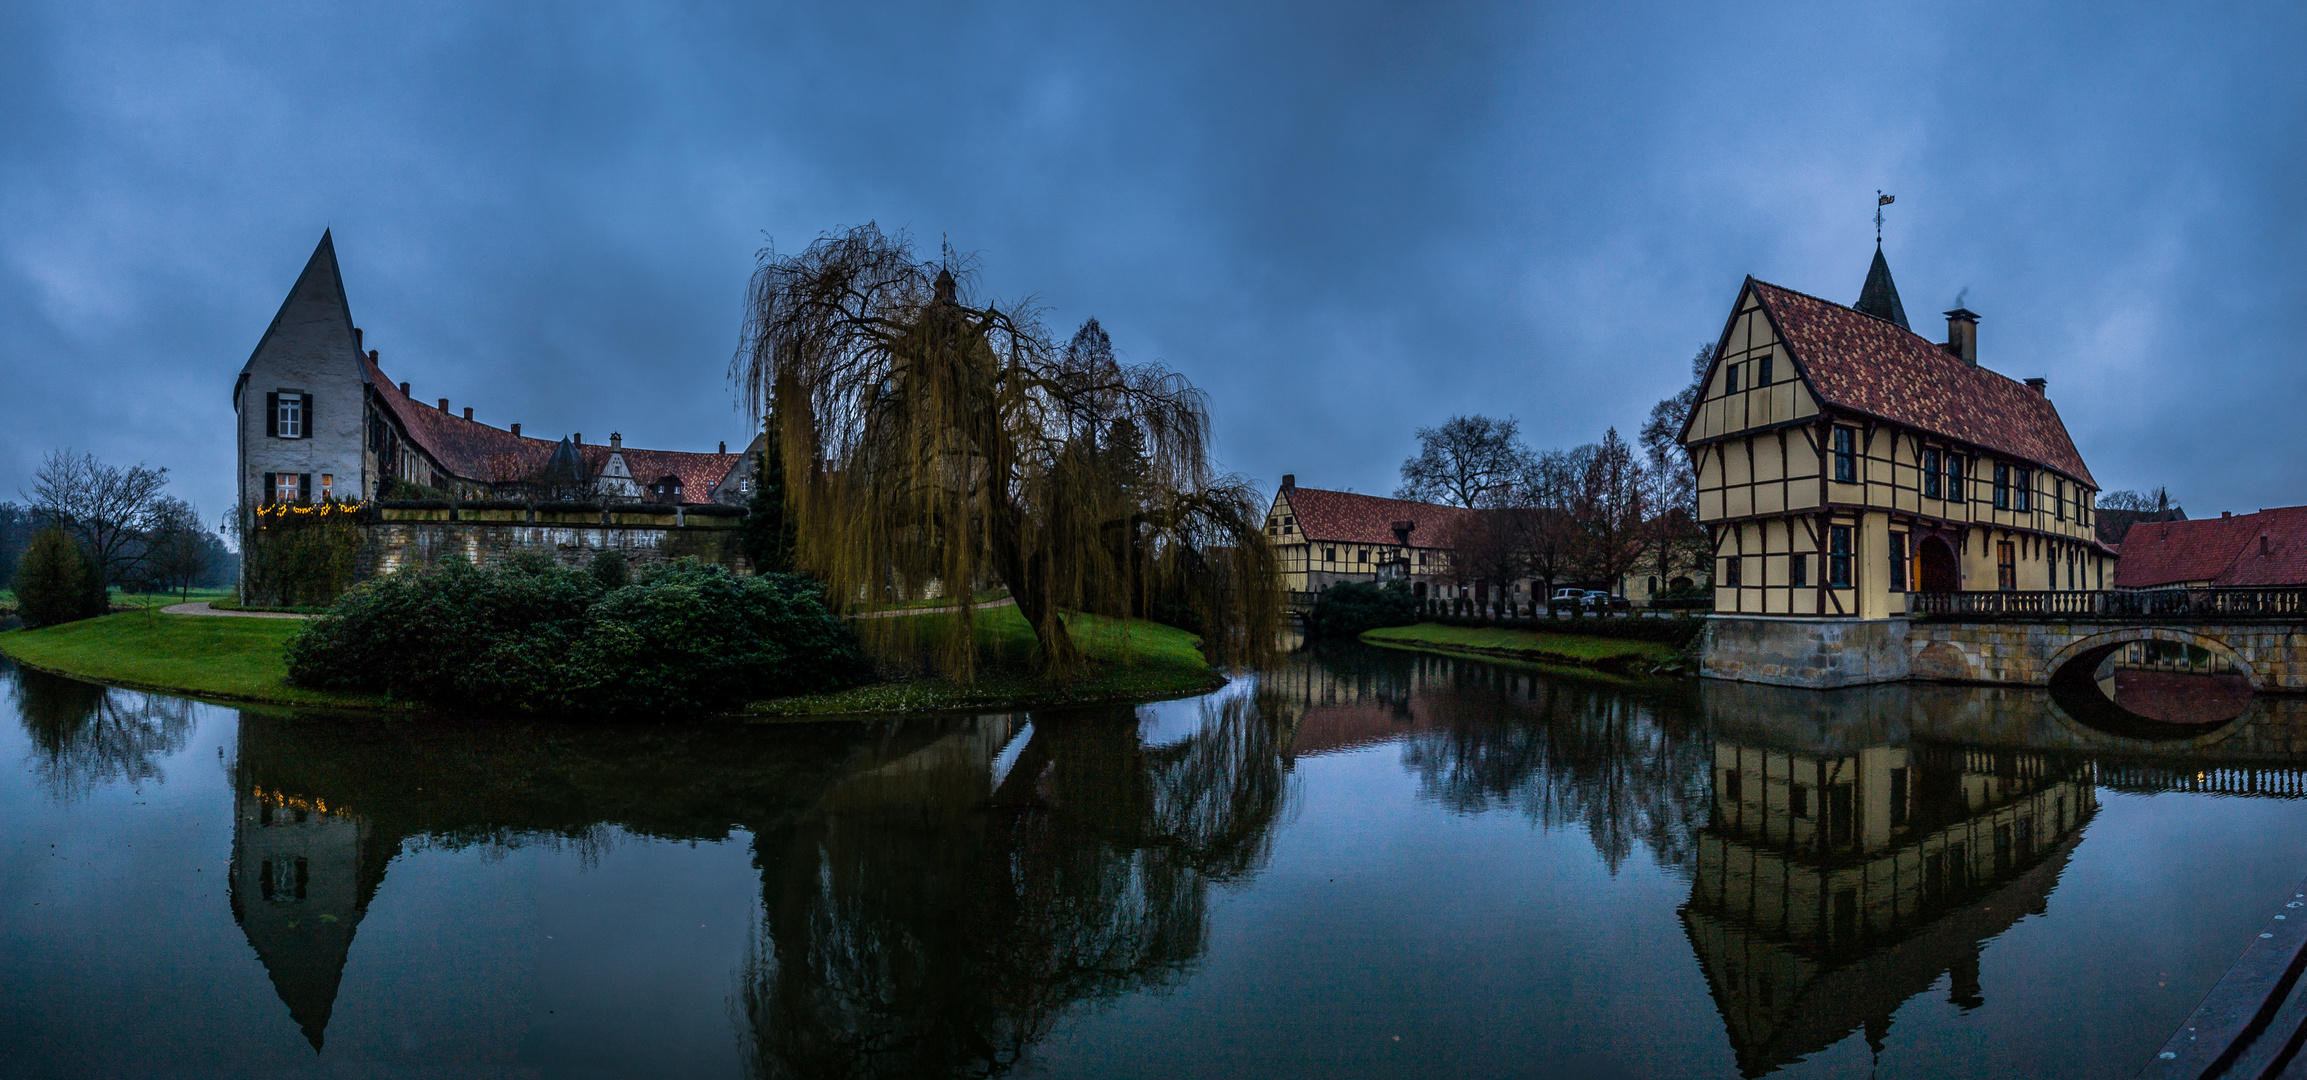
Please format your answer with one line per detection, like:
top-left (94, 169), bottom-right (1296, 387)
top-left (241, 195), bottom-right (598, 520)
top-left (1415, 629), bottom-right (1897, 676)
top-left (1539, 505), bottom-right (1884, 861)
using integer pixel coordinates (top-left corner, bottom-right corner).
top-left (1747, 279), bottom-right (2095, 486)
top-left (239, 230), bottom-right (362, 383)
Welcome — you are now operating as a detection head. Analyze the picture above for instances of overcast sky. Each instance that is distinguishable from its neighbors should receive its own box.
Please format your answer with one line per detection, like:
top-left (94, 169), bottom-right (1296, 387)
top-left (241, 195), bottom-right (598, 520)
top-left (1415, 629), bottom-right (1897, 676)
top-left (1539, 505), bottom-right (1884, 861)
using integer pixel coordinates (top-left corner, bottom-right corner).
top-left (3, 1), bottom-right (2302, 529)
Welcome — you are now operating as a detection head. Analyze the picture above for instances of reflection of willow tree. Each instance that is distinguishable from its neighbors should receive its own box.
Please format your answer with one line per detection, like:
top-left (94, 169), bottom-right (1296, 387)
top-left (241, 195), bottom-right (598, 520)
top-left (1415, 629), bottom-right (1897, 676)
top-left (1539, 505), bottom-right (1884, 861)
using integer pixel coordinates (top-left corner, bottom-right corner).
top-left (13, 667), bottom-right (194, 802)
top-left (739, 692), bottom-right (1292, 1079)
top-left (1392, 664), bottom-right (1711, 873)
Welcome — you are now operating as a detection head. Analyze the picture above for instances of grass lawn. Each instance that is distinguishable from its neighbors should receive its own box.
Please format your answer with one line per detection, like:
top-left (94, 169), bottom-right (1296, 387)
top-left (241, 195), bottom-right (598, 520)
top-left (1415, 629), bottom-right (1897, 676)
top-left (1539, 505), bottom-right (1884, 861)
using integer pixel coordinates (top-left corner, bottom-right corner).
top-left (752, 606), bottom-right (1222, 716)
top-left (0, 586), bottom-right (234, 613)
top-left (0, 611), bottom-right (395, 708)
top-left (0, 604), bottom-right (1221, 717)
top-left (1360, 622), bottom-right (1691, 677)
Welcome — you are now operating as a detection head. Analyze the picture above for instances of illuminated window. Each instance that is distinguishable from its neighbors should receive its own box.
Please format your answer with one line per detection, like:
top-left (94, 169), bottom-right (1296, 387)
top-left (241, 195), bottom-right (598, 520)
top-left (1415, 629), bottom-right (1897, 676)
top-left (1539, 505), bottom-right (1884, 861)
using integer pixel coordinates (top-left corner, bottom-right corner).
top-left (273, 473), bottom-right (303, 505)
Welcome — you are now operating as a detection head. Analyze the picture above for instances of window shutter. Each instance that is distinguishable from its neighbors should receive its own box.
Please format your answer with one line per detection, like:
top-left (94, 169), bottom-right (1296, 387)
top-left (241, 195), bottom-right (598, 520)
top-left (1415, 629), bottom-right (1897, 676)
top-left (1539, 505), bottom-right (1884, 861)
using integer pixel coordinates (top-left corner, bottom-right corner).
top-left (263, 472), bottom-right (276, 504)
top-left (302, 394), bottom-right (316, 439)
top-left (266, 393), bottom-right (280, 438)
top-left (300, 474), bottom-right (313, 503)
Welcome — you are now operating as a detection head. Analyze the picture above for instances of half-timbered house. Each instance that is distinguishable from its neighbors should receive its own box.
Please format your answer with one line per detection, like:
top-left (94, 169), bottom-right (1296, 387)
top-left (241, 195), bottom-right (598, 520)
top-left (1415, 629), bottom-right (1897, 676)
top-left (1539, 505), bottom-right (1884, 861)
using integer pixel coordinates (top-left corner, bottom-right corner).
top-left (1265, 477), bottom-right (1485, 600)
top-left (1681, 247), bottom-right (2112, 682)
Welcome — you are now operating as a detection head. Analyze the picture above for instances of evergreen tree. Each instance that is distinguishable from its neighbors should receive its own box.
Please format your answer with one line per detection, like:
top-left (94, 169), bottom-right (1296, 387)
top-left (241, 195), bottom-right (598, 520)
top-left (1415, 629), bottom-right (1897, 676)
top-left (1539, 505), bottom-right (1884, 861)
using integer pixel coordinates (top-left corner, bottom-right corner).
top-left (740, 410), bottom-right (797, 575)
top-left (15, 526), bottom-right (106, 628)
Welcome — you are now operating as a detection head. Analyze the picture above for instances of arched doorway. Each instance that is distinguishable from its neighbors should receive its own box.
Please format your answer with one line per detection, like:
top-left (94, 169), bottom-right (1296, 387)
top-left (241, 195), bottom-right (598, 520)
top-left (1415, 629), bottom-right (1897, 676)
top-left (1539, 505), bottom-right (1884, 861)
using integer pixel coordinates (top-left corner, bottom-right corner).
top-left (1918, 536), bottom-right (1959, 593)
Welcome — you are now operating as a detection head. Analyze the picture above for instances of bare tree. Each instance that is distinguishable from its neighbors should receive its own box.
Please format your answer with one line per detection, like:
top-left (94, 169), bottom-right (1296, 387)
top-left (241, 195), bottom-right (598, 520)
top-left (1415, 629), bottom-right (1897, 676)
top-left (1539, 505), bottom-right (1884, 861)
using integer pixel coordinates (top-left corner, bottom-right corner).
top-left (1569, 429), bottom-right (1650, 592)
top-left (2100, 487), bottom-right (2178, 513)
top-left (1397, 415), bottom-right (1534, 508)
top-left (732, 224), bottom-right (1280, 675)
top-left (145, 497), bottom-right (209, 599)
top-left (27, 450), bottom-right (170, 588)
top-left (1518, 446), bottom-right (1589, 607)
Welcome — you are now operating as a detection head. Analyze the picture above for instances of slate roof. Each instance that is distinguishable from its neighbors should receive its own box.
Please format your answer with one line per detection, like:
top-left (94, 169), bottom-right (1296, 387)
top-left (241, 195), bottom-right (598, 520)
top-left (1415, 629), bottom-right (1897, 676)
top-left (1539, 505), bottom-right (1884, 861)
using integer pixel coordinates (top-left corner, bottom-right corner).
top-left (2116, 506), bottom-right (2307, 588)
top-left (1854, 246), bottom-right (1910, 330)
top-left (1747, 279), bottom-right (2097, 487)
top-left (365, 353), bottom-right (740, 504)
top-left (1277, 487), bottom-right (1473, 547)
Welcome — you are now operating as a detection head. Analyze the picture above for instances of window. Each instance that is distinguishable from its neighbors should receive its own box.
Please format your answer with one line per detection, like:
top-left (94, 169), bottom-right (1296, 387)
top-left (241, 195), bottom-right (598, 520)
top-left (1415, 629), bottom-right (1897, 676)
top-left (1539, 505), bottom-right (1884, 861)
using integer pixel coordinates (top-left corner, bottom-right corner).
top-left (1993, 464), bottom-right (2010, 509)
top-left (273, 391), bottom-right (306, 439)
top-left (1724, 769), bottom-right (1742, 802)
top-left (2015, 469), bottom-right (2032, 512)
top-left (1723, 554), bottom-right (1743, 587)
top-left (1417, 551), bottom-right (1428, 565)
top-left (1726, 363), bottom-right (1742, 393)
top-left (1947, 456), bottom-right (1965, 503)
top-left (2055, 479), bottom-right (2066, 520)
top-left (1790, 553), bottom-right (1808, 587)
top-left (1889, 767), bottom-right (1909, 828)
top-left (1922, 449), bottom-right (1942, 498)
top-left (1757, 354), bottom-right (1774, 386)
top-left (1322, 547), bottom-right (1335, 563)
top-left (1358, 549), bottom-right (1369, 564)
top-left (1832, 427), bottom-right (1857, 483)
top-left (272, 473), bottom-right (304, 505)
top-left (1828, 525), bottom-right (1853, 587)
top-left (1997, 540), bottom-right (2017, 590)
top-left (1889, 533), bottom-right (1909, 592)
top-left (1791, 784), bottom-right (1810, 819)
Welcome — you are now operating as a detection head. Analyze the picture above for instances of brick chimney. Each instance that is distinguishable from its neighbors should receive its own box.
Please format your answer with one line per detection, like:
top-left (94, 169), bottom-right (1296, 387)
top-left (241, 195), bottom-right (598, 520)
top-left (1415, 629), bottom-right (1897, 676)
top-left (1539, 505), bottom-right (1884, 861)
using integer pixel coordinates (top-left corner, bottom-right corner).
top-left (2025, 377), bottom-right (2047, 397)
top-left (438, 398), bottom-right (450, 412)
top-left (1943, 308), bottom-right (1980, 365)
top-left (399, 381), bottom-right (409, 395)
top-left (610, 432), bottom-right (622, 450)
top-left (511, 423), bottom-right (521, 436)
top-left (719, 441), bottom-right (727, 454)
top-left (574, 433), bottom-right (582, 445)
top-left (463, 407), bottom-right (474, 420)
top-left (1282, 474), bottom-right (1296, 490)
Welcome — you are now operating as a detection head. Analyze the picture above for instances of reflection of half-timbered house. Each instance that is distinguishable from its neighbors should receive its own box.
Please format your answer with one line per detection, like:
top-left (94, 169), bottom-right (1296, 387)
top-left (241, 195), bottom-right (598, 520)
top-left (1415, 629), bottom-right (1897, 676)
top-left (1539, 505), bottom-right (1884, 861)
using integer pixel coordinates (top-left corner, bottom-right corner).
top-left (1683, 247), bottom-right (2112, 684)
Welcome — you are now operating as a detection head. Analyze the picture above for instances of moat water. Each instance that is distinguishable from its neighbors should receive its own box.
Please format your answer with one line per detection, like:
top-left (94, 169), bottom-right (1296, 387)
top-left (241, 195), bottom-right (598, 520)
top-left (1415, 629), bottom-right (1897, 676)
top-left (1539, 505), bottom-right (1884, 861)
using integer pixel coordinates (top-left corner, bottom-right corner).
top-left (7, 645), bottom-right (2307, 1079)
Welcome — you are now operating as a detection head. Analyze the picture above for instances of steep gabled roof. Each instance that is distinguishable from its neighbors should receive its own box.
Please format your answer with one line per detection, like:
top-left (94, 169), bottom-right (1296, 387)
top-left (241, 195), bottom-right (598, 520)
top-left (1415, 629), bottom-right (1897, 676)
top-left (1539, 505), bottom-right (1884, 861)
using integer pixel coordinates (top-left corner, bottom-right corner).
top-left (2117, 506), bottom-right (2307, 588)
top-left (1278, 487), bottom-right (1474, 547)
top-left (1748, 279), bottom-right (2096, 487)
top-left (238, 230), bottom-right (360, 394)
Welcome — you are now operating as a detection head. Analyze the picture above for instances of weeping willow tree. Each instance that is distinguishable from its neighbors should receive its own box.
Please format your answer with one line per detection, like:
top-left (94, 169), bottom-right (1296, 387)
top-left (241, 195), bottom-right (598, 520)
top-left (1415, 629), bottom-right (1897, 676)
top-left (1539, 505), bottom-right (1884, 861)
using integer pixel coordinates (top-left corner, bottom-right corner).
top-left (733, 225), bottom-right (1280, 678)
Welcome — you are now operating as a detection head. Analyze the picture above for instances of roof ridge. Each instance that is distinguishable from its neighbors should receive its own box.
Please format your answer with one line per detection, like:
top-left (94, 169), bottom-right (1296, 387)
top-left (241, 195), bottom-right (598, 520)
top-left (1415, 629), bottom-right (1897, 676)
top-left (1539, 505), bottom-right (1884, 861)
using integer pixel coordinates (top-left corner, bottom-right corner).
top-left (1753, 277), bottom-right (2047, 395)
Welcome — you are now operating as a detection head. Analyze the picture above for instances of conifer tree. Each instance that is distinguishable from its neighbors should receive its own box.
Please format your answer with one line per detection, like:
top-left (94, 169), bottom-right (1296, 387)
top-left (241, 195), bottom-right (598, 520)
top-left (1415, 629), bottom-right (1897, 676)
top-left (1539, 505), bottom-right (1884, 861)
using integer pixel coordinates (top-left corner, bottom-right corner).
top-left (14, 526), bottom-right (106, 628)
top-left (740, 399), bottom-right (798, 575)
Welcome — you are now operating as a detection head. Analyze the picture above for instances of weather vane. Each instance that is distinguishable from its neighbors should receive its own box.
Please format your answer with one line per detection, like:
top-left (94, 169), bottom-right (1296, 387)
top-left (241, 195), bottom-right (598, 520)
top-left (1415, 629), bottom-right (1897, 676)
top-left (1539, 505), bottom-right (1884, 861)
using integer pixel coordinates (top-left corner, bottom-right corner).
top-left (1875, 191), bottom-right (1895, 245)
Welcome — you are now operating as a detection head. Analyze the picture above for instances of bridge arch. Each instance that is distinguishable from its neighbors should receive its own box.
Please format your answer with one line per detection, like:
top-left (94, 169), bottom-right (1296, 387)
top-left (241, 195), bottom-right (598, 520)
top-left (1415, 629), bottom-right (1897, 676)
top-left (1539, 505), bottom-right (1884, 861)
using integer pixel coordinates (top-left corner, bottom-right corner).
top-left (2044, 627), bottom-right (2258, 691)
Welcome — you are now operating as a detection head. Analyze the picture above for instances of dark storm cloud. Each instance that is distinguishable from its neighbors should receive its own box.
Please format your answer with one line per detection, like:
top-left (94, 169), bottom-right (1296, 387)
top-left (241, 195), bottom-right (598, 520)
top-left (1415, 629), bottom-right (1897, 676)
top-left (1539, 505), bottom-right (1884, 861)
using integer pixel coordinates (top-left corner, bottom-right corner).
top-left (2, 1), bottom-right (2303, 529)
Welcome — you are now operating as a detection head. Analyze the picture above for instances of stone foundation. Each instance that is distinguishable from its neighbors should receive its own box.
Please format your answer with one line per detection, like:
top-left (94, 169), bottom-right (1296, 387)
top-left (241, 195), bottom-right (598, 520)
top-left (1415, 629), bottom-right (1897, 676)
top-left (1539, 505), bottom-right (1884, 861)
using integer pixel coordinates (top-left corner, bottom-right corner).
top-left (1701, 616), bottom-right (2307, 692)
top-left (1700, 616), bottom-right (1912, 689)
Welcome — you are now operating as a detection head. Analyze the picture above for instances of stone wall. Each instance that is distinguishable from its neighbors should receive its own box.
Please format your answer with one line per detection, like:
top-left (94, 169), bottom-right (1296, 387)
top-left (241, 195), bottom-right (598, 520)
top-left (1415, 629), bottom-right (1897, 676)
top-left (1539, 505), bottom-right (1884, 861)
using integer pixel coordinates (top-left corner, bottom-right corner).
top-left (1701, 615), bottom-right (2307, 693)
top-left (355, 506), bottom-right (750, 578)
top-left (1699, 616), bottom-right (1912, 688)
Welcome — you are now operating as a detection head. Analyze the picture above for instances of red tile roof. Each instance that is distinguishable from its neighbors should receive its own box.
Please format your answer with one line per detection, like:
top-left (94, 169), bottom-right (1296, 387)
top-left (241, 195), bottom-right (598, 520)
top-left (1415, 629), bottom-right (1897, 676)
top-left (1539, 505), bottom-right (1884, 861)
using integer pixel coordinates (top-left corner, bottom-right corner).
top-left (579, 445), bottom-right (744, 505)
top-left (366, 354), bottom-right (740, 504)
top-left (2117, 506), bottom-right (2307, 588)
top-left (1277, 487), bottom-right (1473, 547)
top-left (1748, 280), bottom-right (2097, 488)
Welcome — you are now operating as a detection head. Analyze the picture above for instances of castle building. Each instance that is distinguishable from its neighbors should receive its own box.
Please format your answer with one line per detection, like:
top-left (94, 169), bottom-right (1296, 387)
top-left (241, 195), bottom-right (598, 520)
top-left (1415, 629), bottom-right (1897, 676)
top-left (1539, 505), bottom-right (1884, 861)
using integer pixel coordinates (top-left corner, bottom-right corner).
top-left (234, 232), bottom-right (755, 513)
top-left (1681, 246), bottom-right (2113, 684)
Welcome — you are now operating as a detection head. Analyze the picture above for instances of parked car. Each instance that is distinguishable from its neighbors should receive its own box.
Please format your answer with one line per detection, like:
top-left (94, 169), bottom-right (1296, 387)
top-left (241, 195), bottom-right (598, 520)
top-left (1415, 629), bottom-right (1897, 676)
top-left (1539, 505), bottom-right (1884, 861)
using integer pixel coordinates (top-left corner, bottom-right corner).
top-left (1549, 588), bottom-right (1587, 611)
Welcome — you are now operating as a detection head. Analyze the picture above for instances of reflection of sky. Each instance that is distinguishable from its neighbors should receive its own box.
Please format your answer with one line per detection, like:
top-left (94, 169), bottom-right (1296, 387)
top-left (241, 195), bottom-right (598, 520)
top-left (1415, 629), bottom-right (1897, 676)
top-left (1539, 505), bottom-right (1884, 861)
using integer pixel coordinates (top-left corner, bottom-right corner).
top-left (1136, 675), bottom-right (1258, 749)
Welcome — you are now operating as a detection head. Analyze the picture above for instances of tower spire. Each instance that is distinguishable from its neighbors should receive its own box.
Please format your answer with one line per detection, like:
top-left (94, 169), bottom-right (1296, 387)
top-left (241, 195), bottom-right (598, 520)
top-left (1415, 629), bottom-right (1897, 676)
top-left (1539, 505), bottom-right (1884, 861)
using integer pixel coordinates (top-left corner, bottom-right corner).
top-left (1855, 246), bottom-right (1910, 330)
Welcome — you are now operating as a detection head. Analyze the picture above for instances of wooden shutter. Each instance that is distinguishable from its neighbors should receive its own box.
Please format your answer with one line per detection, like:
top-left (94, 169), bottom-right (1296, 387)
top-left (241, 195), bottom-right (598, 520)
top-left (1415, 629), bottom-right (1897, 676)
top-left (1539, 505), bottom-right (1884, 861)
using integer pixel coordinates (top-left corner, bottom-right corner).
top-left (265, 393), bottom-right (280, 438)
top-left (263, 472), bottom-right (276, 505)
top-left (300, 474), bottom-right (313, 504)
top-left (302, 394), bottom-right (315, 439)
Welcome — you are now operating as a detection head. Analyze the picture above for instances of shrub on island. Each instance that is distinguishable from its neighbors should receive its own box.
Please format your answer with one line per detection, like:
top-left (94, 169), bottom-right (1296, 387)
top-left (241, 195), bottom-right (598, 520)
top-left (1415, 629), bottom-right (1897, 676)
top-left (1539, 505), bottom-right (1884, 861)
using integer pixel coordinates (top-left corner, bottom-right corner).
top-left (13, 526), bottom-right (109, 628)
top-left (1308, 580), bottom-right (1419, 638)
top-left (284, 555), bottom-right (870, 715)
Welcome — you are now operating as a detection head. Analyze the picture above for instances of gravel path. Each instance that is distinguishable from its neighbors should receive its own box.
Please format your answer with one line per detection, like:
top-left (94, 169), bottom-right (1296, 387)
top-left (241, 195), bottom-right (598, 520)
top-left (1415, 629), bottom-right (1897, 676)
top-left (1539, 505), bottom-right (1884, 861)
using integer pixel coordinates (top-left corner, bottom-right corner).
top-left (159, 601), bottom-right (314, 620)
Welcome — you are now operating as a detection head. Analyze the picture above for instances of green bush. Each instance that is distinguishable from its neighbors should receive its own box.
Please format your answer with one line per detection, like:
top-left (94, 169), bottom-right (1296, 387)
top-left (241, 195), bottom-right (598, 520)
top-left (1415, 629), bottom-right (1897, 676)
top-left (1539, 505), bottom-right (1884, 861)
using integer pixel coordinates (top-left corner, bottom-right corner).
top-left (1309, 581), bottom-right (1418, 638)
top-left (12, 526), bottom-right (108, 628)
top-left (588, 549), bottom-right (630, 590)
top-left (242, 503), bottom-right (365, 608)
top-left (284, 557), bottom-right (870, 715)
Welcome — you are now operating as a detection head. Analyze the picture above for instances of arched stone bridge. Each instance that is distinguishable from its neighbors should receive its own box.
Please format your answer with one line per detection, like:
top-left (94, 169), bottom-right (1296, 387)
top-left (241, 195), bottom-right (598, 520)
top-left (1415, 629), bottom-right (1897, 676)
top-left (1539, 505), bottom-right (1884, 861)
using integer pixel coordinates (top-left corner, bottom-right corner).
top-left (1910, 622), bottom-right (2307, 693)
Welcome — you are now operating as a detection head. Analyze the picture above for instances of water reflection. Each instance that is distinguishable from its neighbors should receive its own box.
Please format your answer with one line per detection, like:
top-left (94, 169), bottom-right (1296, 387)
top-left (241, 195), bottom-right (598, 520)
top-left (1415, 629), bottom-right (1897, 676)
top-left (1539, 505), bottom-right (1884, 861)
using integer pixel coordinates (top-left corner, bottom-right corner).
top-left (15, 648), bottom-right (2307, 1077)
top-left (739, 692), bottom-right (1291, 1078)
top-left (13, 665), bottom-right (193, 801)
